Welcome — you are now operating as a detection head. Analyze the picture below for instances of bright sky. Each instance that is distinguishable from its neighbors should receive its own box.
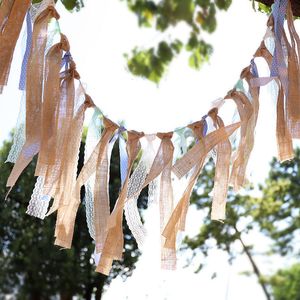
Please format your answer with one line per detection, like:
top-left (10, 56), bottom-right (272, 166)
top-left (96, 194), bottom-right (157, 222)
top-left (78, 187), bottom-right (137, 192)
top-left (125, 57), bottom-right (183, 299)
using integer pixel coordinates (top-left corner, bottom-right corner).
top-left (0, 0), bottom-right (299, 299)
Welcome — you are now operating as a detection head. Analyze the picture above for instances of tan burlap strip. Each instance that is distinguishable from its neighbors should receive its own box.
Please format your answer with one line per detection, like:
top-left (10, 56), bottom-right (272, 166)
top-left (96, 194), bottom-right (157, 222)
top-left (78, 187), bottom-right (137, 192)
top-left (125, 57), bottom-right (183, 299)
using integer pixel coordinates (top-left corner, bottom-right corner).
top-left (0, 0), bottom-right (30, 93)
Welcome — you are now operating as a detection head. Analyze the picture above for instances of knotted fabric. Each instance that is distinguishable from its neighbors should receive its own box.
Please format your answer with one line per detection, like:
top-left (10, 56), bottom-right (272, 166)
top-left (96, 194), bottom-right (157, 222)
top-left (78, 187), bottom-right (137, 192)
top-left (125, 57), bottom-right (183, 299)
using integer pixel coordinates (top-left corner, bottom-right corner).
top-left (61, 117), bottom-right (119, 250)
top-left (0, 0), bottom-right (31, 93)
top-left (162, 121), bottom-right (240, 250)
top-left (6, 5), bottom-right (60, 190)
top-left (96, 131), bottom-right (144, 275)
top-left (162, 120), bottom-right (207, 250)
top-left (54, 93), bottom-right (95, 248)
top-left (224, 90), bottom-right (253, 191)
top-left (208, 108), bottom-right (232, 221)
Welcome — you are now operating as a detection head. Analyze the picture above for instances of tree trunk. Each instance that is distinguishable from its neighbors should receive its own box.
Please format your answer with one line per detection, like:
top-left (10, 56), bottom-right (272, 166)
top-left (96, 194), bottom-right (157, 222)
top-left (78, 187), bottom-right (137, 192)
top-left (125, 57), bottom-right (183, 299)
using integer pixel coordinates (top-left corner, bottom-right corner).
top-left (60, 292), bottom-right (73, 300)
top-left (95, 274), bottom-right (107, 300)
top-left (84, 284), bottom-right (93, 300)
top-left (233, 225), bottom-right (272, 300)
top-left (30, 293), bottom-right (42, 300)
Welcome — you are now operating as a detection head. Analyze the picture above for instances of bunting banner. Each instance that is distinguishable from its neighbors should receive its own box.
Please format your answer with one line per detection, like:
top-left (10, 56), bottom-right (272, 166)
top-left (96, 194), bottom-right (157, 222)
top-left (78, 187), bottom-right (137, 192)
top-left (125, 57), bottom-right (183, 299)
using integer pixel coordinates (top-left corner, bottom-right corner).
top-left (1, 0), bottom-right (300, 275)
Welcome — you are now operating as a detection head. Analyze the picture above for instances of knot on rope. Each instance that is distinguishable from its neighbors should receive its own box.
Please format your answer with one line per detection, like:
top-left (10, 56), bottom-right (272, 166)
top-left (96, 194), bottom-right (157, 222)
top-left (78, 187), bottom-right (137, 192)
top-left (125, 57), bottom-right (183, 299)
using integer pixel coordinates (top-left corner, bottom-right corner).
top-left (60, 34), bottom-right (70, 52)
top-left (84, 94), bottom-right (95, 108)
top-left (128, 130), bottom-right (145, 141)
top-left (157, 132), bottom-right (173, 140)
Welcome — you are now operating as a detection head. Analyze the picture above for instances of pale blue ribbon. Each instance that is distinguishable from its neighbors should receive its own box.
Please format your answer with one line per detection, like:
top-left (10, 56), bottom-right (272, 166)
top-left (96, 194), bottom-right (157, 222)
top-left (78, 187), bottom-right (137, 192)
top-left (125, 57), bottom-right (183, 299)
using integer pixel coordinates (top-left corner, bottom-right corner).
top-left (202, 115), bottom-right (208, 136)
top-left (19, 11), bottom-right (32, 91)
top-left (270, 0), bottom-right (288, 93)
top-left (195, 115), bottom-right (208, 144)
top-left (174, 127), bottom-right (187, 155)
top-left (109, 126), bottom-right (128, 187)
top-left (250, 58), bottom-right (259, 78)
top-left (61, 51), bottom-right (72, 70)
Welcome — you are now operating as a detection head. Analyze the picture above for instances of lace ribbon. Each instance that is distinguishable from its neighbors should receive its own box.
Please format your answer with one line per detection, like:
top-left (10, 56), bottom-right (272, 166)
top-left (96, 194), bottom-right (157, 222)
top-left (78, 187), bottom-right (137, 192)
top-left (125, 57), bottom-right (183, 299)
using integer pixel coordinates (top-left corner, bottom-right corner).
top-left (124, 134), bottom-right (157, 249)
top-left (54, 92), bottom-right (95, 247)
top-left (84, 107), bottom-right (102, 240)
top-left (61, 117), bottom-right (119, 250)
top-left (96, 131), bottom-right (144, 275)
top-left (6, 4), bottom-right (60, 191)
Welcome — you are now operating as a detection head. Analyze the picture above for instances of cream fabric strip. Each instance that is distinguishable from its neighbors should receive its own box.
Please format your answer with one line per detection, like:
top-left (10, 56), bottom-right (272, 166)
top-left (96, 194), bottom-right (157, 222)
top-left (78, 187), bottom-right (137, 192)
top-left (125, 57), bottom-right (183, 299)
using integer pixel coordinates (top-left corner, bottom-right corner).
top-left (84, 107), bottom-right (102, 239)
top-left (124, 134), bottom-right (157, 249)
top-left (43, 62), bottom-right (81, 216)
top-left (62, 117), bottom-right (118, 250)
top-left (208, 108), bottom-right (232, 221)
top-left (172, 122), bottom-right (241, 180)
top-left (253, 30), bottom-right (294, 162)
top-left (285, 2), bottom-right (300, 139)
top-left (156, 133), bottom-right (176, 270)
top-left (162, 120), bottom-right (207, 250)
top-left (96, 131), bottom-right (144, 275)
top-left (35, 34), bottom-right (70, 176)
top-left (0, 0), bottom-right (30, 93)
top-left (6, 5), bottom-right (60, 190)
top-left (163, 121), bottom-right (241, 250)
top-left (224, 90), bottom-right (254, 191)
top-left (54, 94), bottom-right (95, 248)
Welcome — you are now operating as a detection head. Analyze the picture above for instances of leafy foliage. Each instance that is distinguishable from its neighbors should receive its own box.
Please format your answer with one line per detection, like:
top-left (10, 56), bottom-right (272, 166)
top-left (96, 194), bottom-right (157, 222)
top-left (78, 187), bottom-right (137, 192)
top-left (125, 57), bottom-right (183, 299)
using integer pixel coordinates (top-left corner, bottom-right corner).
top-left (36, 0), bottom-right (277, 82)
top-left (184, 160), bottom-right (254, 260)
top-left (32, 0), bottom-right (84, 11)
top-left (126, 40), bottom-right (183, 83)
top-left (184, 149), bottom-right (300, 298)
top-left (185, 149), bottom-right (300, 262)
top-left (269, 263), bottom-right (300, 300)
top-left (124, 0), bottom-right (232, 82)
top-left (0, 135), bottom-right (144, 299)
top-left (250, 149), bottom-right (300, 256)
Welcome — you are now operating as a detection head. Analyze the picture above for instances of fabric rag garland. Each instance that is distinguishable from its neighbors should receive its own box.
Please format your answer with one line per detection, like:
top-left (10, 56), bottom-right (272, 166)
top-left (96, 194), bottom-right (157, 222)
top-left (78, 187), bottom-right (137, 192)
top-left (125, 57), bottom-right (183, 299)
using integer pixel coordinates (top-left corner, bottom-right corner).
top-left (1, 0), bottom-right (300, 275)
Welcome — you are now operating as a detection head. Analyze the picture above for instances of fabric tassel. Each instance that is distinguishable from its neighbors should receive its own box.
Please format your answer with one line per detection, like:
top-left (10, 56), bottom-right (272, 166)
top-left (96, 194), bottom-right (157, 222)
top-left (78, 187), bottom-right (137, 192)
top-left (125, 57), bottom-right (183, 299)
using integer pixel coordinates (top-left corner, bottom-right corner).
top-left (41, 61), bottom-right (80, 215)
top-left (124, 134), bottom-right (157, 249)
top-left (156, 132), bottom-right (176, 270)
top-left (84, 107), bottom-right (102, 239)
top-left (125, 132), bottom-right (176, 208)
top-left (58, 117), bottom-right (119, 249)
top-left (6, 91), bottom-right (26, 163)
top-left (208, 109), bottom-right (232, 221)
top-left (113, 132), bottom-right (175, 255)
top-left (253, 22), bottom-right (294, 161)
top-left (35, 34), bottom-right (70, 176)
top-left (93, 120), bottom-right (119, 253)
top-left (229, 65), bottom-right (261, 189)
top-left (26, 61), bottom-right (81, 219)
top-left (0, 0), bottom-right (31, 93)
top-left (276, 79), bottom-right (294, 162)
top-left (285, 1), bottom-right (300, 139)
top-left (6, 5), bottom-right (60, 190)
top-left (172, 122), bottom-right (241, 180)
top-left (266, 13), bottom-right (293, 161)
top-left (162, 120), bottom-right (207, 250)
top-left (270, 0), bottom-right (289, 95)
top-left (224, 90), bottom-right (253, 191)
top-left (109, 132), bottom-right (176, 264)
top-left (19, 10), bottom-right (33, 91)
top-left (163, 121), bottom-right (241, 249)
top-left (96, 131), bottom-right (144, 275)
top-left (54, 93), bottom-right (95, 247)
